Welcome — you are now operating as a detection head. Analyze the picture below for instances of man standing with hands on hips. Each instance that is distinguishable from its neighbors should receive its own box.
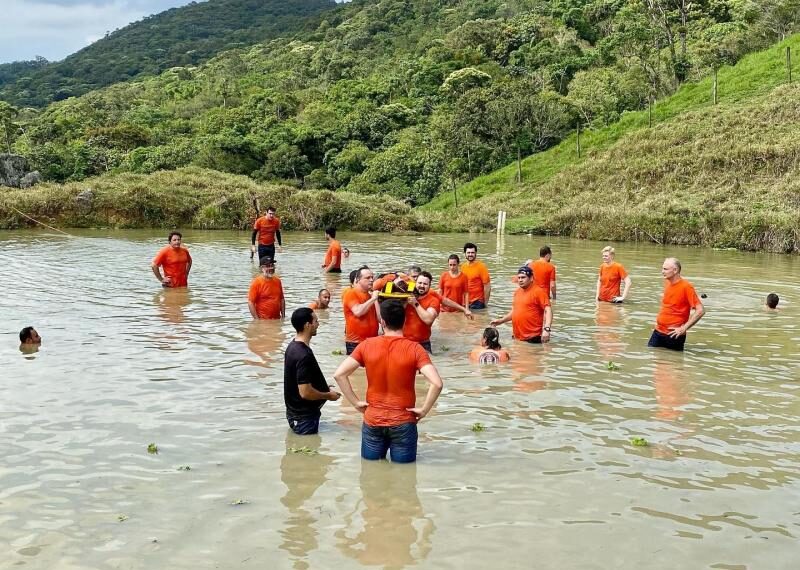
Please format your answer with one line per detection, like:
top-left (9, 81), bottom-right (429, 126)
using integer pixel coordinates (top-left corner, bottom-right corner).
top-left (648, 257), bottom-right (705, 351)
top-left (491, 265), bottom-right (552, 343)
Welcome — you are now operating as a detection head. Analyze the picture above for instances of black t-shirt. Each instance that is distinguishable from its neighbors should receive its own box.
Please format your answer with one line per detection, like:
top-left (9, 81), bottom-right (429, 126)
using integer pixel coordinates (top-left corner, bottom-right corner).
top-left (284, 340), bottom-right (330, 420)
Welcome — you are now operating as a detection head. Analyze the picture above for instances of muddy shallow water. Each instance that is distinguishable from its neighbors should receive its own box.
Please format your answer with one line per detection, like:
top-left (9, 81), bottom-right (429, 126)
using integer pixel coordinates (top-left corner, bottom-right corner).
top-left (1, 229), bottom-right (798, 569)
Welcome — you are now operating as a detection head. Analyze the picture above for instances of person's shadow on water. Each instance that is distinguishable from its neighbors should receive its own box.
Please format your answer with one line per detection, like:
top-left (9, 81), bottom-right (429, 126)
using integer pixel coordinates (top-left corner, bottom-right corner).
top-left (336, 460), bottom-right (435, 570)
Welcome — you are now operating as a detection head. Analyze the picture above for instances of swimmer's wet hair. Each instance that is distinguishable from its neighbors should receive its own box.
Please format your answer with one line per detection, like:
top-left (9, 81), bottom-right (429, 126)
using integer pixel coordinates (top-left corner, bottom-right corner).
top-left (766, 293), bottom-right (779, 309)
top-left (483, 327), bottom-right (501, 350)
top-left (19, 326), bottom-right (35, 343)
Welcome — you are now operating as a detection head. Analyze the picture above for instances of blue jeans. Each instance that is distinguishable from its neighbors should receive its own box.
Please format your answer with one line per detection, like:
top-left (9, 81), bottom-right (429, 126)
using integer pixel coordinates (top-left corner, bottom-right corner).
top-left (361, 422), bottom-right (418, 463)
top-left (287, 416), bottom-right (320, 435)
top-left (469, 300), bottom-right (486, 310)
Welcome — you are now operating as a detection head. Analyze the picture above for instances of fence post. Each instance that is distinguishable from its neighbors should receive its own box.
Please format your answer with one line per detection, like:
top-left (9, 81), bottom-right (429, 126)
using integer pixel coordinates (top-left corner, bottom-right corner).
top-left (648, 98), bottom-right (652, 127)
top-left (712, 68), bottom-right (718, 105)
top-left (788, 46), bottom-right (793, 83)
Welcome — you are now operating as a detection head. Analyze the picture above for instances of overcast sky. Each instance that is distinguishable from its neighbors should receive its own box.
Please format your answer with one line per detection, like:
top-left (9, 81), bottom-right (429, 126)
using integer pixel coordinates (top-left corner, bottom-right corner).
top-left (0, 0), bottom-right (197, 63)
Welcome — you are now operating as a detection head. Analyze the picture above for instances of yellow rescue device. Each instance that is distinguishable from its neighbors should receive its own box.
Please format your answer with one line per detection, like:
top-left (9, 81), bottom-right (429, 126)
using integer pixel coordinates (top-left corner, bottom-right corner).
top-left (379, 279), bottom-right (417, 299)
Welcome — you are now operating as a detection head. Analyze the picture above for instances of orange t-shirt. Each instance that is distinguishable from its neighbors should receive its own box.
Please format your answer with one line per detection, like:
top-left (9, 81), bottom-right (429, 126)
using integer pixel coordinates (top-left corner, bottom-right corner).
top-left (342, 287), bottom-right (379, 343)
top-left (403, 293), bottom-right (441, 342)
top-left (152, 245), bottom-right (192, 288)
top-left (460, 261), bottom-right (490, 304)
top-left (253, 216), bottom-right (281, 246)
top-left (656, 278), bottom-right (701, 334)
top-left (438, 271), bottom-right (468, 311)
top-left (351, 336), bottom-right (432, 426)
top-left (529, 259), bottom-right (556, 296)
top-left (247, 276), bottom-right (284, 319)
top-left (469, 347), bottom-right (510, 363)
top-left (324, 239), bottom-right (342, 270)
top-left (598, 262), bottom-right (628, 302)
top-left (512, 285), bottom-right (550, 340)
top-left (308, 301), bottom-right (323, 310)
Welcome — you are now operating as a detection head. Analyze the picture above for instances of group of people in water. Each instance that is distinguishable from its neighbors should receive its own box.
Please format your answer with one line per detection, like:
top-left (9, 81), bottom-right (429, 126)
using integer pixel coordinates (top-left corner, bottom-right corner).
top-left (142, 206), bottom-right (758, 464)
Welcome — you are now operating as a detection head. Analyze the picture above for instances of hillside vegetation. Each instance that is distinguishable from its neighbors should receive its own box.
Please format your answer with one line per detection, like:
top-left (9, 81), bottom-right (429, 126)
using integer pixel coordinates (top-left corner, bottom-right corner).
top-left (0, 168), bottom-right (423, 232)
top-left (3, 0), bottom-right (796, 208)
top-left (422, 35), bottom-right (800, 252)
top-left (0, 0), bottom-right (336, 107)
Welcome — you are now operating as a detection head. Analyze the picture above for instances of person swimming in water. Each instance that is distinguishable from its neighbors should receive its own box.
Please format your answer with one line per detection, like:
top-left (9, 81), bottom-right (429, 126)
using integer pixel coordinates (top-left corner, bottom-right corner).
top-left (469, 327), bottom-right (510, 364)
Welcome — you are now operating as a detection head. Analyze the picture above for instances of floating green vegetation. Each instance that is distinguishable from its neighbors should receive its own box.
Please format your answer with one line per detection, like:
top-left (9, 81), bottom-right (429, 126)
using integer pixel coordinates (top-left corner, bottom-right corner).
top-left (606, 361), bottom-right (620, 371)
top-left (289, 446), bottom-right (319, 455)
top-left (177, 465), bottom-right (191, 471)
top-left (440, 346), bottom-right (450, 353)
top-left (230, 499), bottom-right (249, 506)
top-left (117, 514), bottom-right (129, 522)
top-left (630, 437), bottom-right (649, 447)
top-left (331, 349), bottom-right (344, 355)
top-left (147, 443), bottom-right (159, 454)
top-left (471, 423), bottom-right (486, 432)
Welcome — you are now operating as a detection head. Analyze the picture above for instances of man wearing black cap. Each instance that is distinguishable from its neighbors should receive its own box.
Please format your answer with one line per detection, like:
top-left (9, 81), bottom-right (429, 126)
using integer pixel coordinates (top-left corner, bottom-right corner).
top-left (248, 256), bottom-right (285, 319)
top-left (490, 265), bottom-right (552, 343)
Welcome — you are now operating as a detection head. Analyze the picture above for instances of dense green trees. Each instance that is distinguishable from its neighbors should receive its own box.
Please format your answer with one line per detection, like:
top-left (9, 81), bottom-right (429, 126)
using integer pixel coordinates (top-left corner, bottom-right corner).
top-left (0, 0), bottom-right (336, 107)
top-left (3, 0), bottom-right (797, 206)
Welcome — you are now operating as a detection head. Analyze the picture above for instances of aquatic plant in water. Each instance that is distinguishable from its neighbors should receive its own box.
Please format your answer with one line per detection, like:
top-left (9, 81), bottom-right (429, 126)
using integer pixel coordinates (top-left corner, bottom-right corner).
top-left (630, 437), bottom-right (649, 447)
top-left (289, 446), bottom-right (318, 455)
top-left (147, 443), bottom-right (159, 454)
top-left (177, 465), bottom-right (191, 471)
top-left (471, 423), bottom-right (486, 432)
top-left (606, 361), bottom-right (620, 371)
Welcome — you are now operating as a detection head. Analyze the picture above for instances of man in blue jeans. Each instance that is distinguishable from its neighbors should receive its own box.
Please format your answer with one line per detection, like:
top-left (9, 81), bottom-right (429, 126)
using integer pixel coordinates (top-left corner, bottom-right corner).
top-left (334, 300), bottom-right (444, 462)
top-left (283, 307), bottom-right (341, 434)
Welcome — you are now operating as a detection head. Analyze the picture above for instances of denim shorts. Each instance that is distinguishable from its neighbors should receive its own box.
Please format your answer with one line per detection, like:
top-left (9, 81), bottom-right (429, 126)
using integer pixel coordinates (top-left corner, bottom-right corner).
top-left (287, 416), bottom-right (320, 435)
top-left (361, 422), bottom-right (418, 463)
top-left (468, 300), bottom-right (486, 310)
top-left (648, 329), bottom-right (686, 351)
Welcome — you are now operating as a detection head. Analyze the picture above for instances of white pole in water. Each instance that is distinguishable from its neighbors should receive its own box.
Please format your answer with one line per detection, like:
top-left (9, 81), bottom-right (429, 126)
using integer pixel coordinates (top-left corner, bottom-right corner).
top-left (497, 211), bottom-right (503, 233)
top-left (501, 210), bottom-right (507, 233)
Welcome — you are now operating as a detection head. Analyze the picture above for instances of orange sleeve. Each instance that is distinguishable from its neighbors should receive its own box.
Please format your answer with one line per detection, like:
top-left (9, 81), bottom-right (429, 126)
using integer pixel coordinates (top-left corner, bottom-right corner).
top-left (253, 218), bottom-right (261, 231)
top-left (152, 247), bottom-right (166, 266)
top-left (686, 283), bottom-right (701, 308)
top-left (247, 279), bottom-right (260, 303)
top-left (413, 343), bottom-right (433, 369)
top-left (618, 264), bottom-right (628, 280)
top-left (351, 342), bottom-right (366, 366)
top-left (481, 265), bottom-right (490, 284)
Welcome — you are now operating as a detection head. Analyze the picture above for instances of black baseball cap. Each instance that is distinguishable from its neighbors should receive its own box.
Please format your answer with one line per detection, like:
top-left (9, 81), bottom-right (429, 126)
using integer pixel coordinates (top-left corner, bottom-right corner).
top-left (517, 265), bottom-right (533, 277)
top-left (259, 256), bottom-right (276, 266)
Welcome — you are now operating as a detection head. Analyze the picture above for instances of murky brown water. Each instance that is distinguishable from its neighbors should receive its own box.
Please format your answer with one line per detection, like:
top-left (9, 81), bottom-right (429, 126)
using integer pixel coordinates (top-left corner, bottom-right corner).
top-left (1, 229), bottom-right (799, 569)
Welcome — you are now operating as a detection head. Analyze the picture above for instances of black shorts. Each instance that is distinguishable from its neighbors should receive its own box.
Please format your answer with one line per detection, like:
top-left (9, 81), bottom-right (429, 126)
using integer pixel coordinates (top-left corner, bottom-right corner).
top-left (648, 329), bottom-right (686, 351)
top-left (469, 300), bottom-right (486, 310)
top-left (345, 341), bottom-right (359, 355)
top-left (523, 336), bottom-right (542, 344)
top-left (327, 267), bottom-right (342, 273)
top-left (257, 244), bottom-right (275, 260)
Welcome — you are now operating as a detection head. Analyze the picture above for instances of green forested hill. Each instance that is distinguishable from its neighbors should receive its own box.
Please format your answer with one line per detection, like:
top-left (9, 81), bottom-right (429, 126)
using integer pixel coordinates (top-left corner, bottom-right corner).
top-left (0, 0), bottom-right (336, 107)
top-left (2, 0), bottom-right (798, 211)
top-left (422, 34), bottom-right (800, 252)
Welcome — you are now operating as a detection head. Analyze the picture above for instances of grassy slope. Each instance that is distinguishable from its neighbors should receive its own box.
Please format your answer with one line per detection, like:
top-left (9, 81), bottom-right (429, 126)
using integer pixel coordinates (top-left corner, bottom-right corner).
top-left (0, 168), bottom-right (424, 232)
top-left (421, 36), bottom-right (800, 251)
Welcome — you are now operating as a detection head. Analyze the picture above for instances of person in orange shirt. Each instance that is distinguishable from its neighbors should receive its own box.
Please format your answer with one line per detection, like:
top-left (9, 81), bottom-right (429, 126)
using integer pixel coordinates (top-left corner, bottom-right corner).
top-left (528, 246), bottom-right (556, 300)
top-left (461, 242), bottom-right (491, 309)
top-left (250, 206), bottom-right (282, 261)
top-left (333, 300), bottom-right (444, 463)
top-left (439, 254), bottom-right (470, 313)
top-left (151, 231), bottom-right (192, 288)
top-left (248, 256), bottom-right (286, 319)
top-left (469, 327), bottom-right (510, 364)
top-left (648, 257), bottom-right (705, 351)
top-left (308, 289), bottom-right (331, 310)
top-left (403, 271), bottom-right (441, 353)
top-left (342, 266), bottom-right (380, 354)
top-left (491, 266), bottom-right (552, 343)
top-left (596, 246), bottom-right (632, 303)
top-left (322, 227), bottom-right (343, 273)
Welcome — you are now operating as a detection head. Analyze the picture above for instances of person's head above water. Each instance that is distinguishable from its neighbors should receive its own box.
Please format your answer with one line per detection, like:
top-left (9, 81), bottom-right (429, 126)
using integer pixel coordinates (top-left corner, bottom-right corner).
top-left (19, 326), bottom-right (41, 345)
top-left (766, 293), bottom-right (780, 309)
top-left (481, 327), bottom-right (501, 350)
top-left (317, 288), bottom-right (331, 308)
top-left (168, 231), bottom-right (182, 248)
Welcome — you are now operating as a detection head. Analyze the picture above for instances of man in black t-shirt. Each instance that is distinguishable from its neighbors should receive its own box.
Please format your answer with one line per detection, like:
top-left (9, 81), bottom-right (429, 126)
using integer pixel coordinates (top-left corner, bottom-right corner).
top-left (284, 307), bottom-right (341, 434)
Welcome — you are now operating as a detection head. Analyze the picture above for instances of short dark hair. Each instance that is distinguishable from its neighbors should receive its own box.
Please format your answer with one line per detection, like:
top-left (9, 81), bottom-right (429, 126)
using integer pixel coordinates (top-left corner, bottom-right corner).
top-left (19, 326), bottom-right (35, 343)
top-left (463, 242), bottom-right (477, 253)
top-left (349, 269), bottom-right (359, 285)
top-left (448, 254), bottom-right (460, 264)
top-left (483, 327), bottom-right (501, 350)
top-left (291, 307), bottom-right (315, 332)
top-left (356, 265), bottom-right (371, 281)
top-left (380, 300), bottom-right (406, 331)
top-left (418, 271), bottom-right (433, 283)
top-left (267, 206), bottom-right (276, 213)
top-left (319, 288), bottom-right (329, 296)
top-left (168, 231), bottom-right (182, 241)
top-left (766, 293), bottom-right (779, 309)
top-left (539, 245), bottom-right (552, 257)
top-left (325, 227), bottom-right (337, 238)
